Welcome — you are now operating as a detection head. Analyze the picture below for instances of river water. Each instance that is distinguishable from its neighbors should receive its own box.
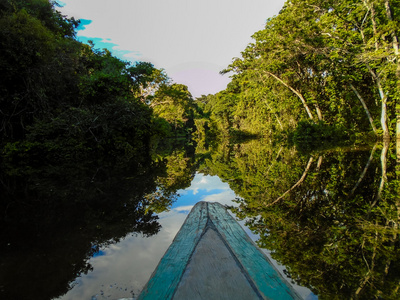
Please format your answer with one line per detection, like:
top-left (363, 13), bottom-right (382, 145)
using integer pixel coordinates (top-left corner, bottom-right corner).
top-left (56, 173), bottom-right (314, 300)
top-left (1, 139), bottom-right (398, 300)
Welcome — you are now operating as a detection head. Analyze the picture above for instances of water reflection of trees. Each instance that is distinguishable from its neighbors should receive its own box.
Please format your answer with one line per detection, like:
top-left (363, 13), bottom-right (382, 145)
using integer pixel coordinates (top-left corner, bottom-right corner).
top-left (202, 139), bottom-right (400, 299)
top-left (145, 141), bottom-right (197, 213)
top-left (0, 143), bottom-right (196, 300)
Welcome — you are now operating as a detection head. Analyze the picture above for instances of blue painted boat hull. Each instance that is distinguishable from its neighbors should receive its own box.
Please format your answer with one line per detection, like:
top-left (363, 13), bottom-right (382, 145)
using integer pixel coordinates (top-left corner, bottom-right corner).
top-left (138, 201), bottom-right (302, 300)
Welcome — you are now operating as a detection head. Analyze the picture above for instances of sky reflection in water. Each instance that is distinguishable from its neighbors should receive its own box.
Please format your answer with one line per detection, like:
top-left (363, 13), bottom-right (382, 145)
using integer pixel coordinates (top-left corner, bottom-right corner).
top-left (57, 173), bottom-right (314, 300)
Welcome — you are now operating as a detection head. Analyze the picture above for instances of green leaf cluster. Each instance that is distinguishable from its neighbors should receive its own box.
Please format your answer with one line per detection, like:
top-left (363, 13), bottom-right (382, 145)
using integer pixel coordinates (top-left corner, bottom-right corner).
top-left (0, 0), bottom-right (196, 160)
top-left (195, 0), bottom-right (400, 142)
top-left (199, 138), bottom-right (400, 299)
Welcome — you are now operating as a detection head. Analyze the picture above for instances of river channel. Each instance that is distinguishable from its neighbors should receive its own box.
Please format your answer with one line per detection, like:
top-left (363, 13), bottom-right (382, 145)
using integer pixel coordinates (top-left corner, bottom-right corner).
top-left (1, 139), bottom-right (398, 300)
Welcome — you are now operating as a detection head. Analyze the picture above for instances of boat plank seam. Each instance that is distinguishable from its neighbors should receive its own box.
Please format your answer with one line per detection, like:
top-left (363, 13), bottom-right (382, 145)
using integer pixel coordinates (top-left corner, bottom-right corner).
top-left (204, 215), bottom-right (266, 300)
top-left (207, 202), bottom-right (302, 300)
top-left (138, 202), bottom-right (208, 300)
top-left (138, 201), bottom-right (302, 300)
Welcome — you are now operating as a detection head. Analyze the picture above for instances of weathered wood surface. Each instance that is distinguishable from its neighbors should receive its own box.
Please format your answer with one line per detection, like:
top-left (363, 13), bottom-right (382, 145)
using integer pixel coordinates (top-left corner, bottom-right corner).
top-left (138, 201), bottom-right (302, 300)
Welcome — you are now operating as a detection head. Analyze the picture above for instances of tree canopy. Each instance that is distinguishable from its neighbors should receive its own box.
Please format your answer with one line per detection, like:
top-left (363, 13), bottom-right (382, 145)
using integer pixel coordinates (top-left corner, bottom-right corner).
top-left (0, 0), bottom-right (196, 160)
top-left (198, 138), bottom-right (400, 299)
top-left (197, 0), bottom-right (400, 143)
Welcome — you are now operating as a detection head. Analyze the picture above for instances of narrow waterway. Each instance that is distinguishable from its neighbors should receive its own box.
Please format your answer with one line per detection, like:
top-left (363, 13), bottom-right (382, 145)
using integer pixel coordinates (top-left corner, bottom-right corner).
top-left (56, 173), bottom-right (314, 300)
top-left (1, 139), bottom-right (399, 300)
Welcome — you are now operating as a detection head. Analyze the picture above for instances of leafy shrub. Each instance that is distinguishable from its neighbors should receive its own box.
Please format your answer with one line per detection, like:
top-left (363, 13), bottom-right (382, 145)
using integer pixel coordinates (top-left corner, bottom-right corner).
top-left (290, 120), bottom-right (352, 151)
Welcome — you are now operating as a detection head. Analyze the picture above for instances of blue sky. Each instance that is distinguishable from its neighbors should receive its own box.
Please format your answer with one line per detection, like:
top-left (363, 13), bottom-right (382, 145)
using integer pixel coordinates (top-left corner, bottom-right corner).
top-left (58, 0), bottom-right (285, 98)
top-left (170, 173), bottom-right (237, 212)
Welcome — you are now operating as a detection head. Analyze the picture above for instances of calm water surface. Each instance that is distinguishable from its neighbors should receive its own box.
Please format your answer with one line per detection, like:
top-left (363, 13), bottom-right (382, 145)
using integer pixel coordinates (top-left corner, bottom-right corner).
top-left (56, 173), bottom-right (314, 300)
top-left (1, 139), bottom-right (398, 300)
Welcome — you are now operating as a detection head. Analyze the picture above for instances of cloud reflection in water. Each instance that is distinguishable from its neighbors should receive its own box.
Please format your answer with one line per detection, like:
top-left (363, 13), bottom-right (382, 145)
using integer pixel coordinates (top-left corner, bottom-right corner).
top-left (57, 174), bottom-right (235, 300)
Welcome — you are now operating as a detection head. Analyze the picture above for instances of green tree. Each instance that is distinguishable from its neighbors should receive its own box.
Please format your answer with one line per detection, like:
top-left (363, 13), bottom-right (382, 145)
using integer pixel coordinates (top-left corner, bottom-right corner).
top-left (0, 0), bottom-right (79, 141)
top-left (149, 83), bottom-right (195, 135)
top-left (200, 138), bottom-right (400, 299)
top-left (0, 156), bottom-right (162, 300)
top-left (205, 0), bottom-right (399, 142)
top-left (0, 0), bottom-right (182, 159)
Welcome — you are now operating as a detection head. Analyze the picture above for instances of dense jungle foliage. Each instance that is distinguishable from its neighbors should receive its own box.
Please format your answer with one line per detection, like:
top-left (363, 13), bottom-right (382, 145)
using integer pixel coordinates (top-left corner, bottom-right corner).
top-left (2, 0), bottom-right (399, 157)
top-left (0, 139), bottom-right (198, 299)
top-left (0, 0), bottom-right (197, 162)
top-left (1, 1), bottom-right (399, 299)
top-left (195, 0), bottom-right (400, 144)
top-left (197, 139), bottom-right (400, 299)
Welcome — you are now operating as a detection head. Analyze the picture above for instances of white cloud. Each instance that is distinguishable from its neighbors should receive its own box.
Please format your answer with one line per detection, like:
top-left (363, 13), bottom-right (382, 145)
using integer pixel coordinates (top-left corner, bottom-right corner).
top-left (60, 210), bottom-right (188, 299)
top-left (170, 204), bottom-right (194, 212)
top-left (182, 173), bottom-right (231, 195)
top-left (58, 0), bottom-right (285, 97)
top-left (201, 190), bottom-right (237, 206)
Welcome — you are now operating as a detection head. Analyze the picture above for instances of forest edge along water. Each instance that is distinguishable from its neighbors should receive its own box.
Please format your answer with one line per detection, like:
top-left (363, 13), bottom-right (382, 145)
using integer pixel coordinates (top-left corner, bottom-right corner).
top-left (3, 136), bottom-right (399, 299)
top-left (1, 0), bottom-right (400, 299)
top-left (1, 137), bottom-right (399, 299)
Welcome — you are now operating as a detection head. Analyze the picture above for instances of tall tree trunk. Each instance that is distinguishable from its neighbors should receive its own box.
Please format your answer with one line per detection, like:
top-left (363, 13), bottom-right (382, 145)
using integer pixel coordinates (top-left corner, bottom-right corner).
top-left (360, 1), bottom-right (390, 140)
top-left (314, 103), bottom-right (323, 121)
top-left (378, 80), bottom-right (390, 140)
top-left (365, 64), bottom-right (390, 139)
top-left (349, 83), bottom-right (378, 135)
top-left (384, 0), bottom-right (400, 157)
top-left (263, 71), bottom-right (315, 121)
top-left (384, 0), bottom-right (400, 60)
top-left (366, 0), bottom-right (380, 50)
top-left (316, 155), bottom-right (323, 171)
top-left (377, 140), bottom-right (389, 201)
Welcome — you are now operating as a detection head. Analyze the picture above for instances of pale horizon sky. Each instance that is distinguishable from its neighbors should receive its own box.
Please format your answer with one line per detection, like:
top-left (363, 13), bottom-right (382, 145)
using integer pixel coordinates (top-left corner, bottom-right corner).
top-left (58, 0), bottom-right (286, 98)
